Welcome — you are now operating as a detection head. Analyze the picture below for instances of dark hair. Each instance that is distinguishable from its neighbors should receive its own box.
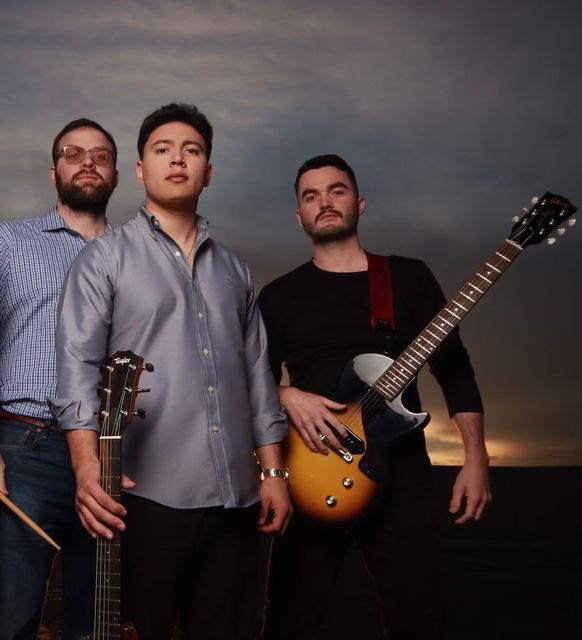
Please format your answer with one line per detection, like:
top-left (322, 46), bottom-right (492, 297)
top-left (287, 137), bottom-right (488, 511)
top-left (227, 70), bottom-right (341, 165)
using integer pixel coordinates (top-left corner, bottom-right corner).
top-left (294, 154), bottom-right (359, 199)
top-left (52, 118), bottom-right (118, 167)
top-left (137, 103), bottom-right (213, 160)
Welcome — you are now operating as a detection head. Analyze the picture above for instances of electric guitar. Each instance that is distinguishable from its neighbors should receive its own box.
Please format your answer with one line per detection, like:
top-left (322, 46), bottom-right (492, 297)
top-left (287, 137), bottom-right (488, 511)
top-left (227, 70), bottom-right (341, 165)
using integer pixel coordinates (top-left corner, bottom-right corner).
top-left (284, 193), bottom-right (577, 524)
top-left (92, 351), bottom-right (153, 640)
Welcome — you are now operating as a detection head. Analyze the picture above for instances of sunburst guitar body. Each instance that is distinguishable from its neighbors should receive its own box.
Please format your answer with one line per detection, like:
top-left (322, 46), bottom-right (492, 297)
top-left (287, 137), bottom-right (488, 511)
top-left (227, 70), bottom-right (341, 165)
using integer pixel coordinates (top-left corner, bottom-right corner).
top-left (285, 353), bottom-right (429, 524)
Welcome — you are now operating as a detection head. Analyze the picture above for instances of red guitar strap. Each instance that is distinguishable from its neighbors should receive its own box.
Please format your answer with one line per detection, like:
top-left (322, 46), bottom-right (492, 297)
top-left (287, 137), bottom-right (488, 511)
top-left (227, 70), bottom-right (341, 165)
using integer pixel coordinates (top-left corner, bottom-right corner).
top-left (367, 252), bottom-right (394, 330)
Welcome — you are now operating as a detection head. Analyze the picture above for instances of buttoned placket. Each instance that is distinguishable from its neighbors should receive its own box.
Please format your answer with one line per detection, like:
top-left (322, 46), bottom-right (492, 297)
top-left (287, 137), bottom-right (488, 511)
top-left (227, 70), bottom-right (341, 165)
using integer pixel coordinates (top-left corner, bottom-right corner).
top-left (189, 253), bottom-right (235, 507)
top-left (147, 214), bottom-right (235, 506)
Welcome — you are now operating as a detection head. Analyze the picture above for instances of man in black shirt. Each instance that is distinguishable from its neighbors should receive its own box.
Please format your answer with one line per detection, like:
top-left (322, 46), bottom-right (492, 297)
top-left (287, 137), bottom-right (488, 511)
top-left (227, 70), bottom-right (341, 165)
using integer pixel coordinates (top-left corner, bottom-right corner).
top-left (258, 154), bottom-right (491, 639)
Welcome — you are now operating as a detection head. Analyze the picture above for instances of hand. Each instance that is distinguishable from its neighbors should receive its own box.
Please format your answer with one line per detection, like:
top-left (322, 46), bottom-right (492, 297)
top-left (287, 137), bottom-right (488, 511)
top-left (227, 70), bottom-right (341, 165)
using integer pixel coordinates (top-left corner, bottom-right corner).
top-left (121, 474), bottom-right (136, 490)
top-left (279, 386), bottom-right (347, 454)
top-left (257, 477), bottom-right (293, 534)
top-left (0, 453), bottom-right (7, 495)
top-left (74, 460), bottom-right (130, 540)
top-left (449, 454), bottom-right (492, 524)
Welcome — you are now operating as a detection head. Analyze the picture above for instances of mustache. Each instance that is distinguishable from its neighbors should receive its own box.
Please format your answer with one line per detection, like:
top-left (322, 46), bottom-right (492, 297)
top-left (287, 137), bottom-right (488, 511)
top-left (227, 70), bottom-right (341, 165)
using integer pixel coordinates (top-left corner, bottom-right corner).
top-left (315, 209), bottom-right (343, 223)
top-left (73, 169), bottom-right (103, 183)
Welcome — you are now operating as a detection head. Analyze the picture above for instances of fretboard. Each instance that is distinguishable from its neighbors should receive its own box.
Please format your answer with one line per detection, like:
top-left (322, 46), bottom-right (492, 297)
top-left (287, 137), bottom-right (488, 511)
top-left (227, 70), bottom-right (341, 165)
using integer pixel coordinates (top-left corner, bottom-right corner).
top-left (373, 239), bottom-right (523, 400)
top-left (94, 436), bottom-right (122, 640)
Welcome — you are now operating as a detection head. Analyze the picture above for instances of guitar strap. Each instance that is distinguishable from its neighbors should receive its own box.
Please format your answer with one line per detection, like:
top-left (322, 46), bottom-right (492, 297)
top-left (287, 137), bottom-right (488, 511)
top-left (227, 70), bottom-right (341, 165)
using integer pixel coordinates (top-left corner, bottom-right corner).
top-left (367, 252), bottom-right (394, 330)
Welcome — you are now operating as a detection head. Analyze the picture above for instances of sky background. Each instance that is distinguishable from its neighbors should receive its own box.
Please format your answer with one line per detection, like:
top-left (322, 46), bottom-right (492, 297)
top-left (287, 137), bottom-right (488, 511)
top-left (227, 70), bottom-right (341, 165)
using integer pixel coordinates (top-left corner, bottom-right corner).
top-left (1, 0), bottom-right (580, 466)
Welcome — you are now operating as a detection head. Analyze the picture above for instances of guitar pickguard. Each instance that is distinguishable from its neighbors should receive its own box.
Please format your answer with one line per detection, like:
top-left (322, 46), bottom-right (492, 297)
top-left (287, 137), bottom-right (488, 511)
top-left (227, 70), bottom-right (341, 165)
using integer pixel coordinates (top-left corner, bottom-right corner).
top-left (336, 353), bottom-right (429, 483)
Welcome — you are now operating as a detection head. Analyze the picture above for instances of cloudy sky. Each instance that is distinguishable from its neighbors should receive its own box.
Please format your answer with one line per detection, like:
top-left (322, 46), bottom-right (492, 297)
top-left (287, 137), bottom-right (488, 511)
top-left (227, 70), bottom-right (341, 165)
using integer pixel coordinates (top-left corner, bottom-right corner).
top-left (1, 0), bottom-right (580, 465)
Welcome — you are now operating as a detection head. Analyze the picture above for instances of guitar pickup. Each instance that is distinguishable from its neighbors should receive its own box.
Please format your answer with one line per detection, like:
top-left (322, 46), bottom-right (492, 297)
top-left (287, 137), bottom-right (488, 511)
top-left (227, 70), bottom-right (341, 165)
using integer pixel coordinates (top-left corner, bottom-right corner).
top-left (331, 423), bottom-right (365, 454)
top-left (318, 422), bottom-right (365, 462)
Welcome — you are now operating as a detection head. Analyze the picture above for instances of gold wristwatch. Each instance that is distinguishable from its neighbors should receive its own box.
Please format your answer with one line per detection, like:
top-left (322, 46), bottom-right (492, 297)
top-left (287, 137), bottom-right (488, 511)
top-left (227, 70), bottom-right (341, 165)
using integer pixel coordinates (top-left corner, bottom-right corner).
top-left (260, 467), bottom-right (291, 486)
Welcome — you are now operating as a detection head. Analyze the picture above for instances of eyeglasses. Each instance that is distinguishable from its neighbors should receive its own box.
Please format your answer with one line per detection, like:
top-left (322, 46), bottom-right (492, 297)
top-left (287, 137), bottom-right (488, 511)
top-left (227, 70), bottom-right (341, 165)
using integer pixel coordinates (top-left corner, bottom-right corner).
top-left (57, 145), bottom-right (114, 167)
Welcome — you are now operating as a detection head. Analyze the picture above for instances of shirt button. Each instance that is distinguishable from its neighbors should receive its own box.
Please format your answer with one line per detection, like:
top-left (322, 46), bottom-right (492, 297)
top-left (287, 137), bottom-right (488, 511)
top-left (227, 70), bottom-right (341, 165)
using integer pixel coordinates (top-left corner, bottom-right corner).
top-left (211, 425), bottom-right (220, 433)
top-left (208, 386), bottom-right (215, 393)
top-left (198, 312), bottom-right (204, 319)
top-left (203, 348), bottom-right (210, 356)
top-left (175, 251), bottom-right (181, 257)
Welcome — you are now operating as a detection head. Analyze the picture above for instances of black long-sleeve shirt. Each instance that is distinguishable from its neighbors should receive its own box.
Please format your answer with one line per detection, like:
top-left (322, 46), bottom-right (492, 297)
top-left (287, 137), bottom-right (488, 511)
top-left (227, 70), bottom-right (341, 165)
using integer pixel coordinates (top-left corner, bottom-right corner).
top-left (258, 255), bottom-right (483, 418)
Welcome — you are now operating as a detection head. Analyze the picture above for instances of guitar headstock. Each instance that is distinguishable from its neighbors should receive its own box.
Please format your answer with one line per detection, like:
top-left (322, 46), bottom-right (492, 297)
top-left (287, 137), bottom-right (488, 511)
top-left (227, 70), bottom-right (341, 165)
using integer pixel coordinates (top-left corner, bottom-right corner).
top-left (509, 192), bottom-right (577, 248)
top-left (97, 350), bottom-right (153, 438)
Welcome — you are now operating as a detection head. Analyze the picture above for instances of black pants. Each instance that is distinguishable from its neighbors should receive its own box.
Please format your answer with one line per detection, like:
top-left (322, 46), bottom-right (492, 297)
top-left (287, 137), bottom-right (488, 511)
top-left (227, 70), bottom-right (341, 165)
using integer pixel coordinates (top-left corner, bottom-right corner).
top-left (263, 448), bottom-right (446, 640)
top-left (121, 494), bottom-right (263, 640)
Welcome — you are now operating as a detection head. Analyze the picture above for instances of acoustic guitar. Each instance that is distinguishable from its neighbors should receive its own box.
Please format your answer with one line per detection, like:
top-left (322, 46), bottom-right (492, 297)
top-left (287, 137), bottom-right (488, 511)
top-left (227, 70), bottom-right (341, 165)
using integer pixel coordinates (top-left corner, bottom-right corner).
top-left (284, 193), bottom-right (577, 524)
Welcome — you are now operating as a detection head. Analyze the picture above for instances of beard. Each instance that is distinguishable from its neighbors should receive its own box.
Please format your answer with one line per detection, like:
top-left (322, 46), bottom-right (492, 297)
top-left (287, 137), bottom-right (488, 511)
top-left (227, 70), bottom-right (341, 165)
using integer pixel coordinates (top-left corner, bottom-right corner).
top-left (302, 209), bottom-right (359, 243)
top-left (55, 170), bottom-right (115, 216)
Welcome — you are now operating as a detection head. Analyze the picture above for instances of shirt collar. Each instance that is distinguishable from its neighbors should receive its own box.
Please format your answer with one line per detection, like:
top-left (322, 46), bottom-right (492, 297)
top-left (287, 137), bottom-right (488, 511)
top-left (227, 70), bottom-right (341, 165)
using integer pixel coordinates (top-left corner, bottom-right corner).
top-left (39, 206), bottom-right (111, 234)
top-left (39, 207), bottom-right (70, 232)
top-left (138, 205), bottom-right (209, 242)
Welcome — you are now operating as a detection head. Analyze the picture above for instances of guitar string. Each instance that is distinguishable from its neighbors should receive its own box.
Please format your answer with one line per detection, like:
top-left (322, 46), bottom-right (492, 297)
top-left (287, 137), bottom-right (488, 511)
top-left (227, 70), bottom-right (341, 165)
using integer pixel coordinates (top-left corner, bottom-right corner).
top-left (360, 246), bottom-right (515, 419)
top-left (103, 372), bottom-right (114, 638)
top-left (96, 369), bottom-right (112, 638)
top-left (106, 367), bottom-right (130, 637)
top-left (96, 364), bottom-right (134, 638)
top-left (338, 246), bottom-right (517, 450)
top-left (357, 247), bottom-right (512, 419)
top-left (109, 366), bottom-right (132, 636)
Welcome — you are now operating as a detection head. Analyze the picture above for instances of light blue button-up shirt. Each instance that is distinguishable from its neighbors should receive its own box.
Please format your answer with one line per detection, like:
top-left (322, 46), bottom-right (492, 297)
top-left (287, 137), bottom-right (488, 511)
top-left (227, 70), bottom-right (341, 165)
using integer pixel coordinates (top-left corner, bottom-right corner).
top-left (51, 208), bottom-right (287, 509)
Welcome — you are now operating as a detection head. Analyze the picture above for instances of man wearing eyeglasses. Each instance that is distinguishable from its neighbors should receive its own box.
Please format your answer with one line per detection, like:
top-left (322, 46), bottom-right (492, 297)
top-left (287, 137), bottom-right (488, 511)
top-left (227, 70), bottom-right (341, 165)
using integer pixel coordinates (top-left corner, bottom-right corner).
top-left (0, 119), bottom-right (118, 640)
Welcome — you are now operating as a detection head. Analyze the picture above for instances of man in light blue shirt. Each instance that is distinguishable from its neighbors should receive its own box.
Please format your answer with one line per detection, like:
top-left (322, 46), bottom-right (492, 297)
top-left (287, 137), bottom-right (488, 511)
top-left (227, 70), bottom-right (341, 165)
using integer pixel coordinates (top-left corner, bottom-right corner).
top-left (0, 119), bottom-right (118, 640)
top-left (52, 103), bottom-right (292, 640)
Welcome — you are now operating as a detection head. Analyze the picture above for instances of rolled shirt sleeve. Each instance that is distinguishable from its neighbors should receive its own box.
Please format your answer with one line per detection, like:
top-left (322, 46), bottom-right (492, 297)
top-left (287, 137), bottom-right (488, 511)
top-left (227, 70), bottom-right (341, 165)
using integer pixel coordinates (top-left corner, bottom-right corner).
top-left (50, 240), bottom-right (113, 432)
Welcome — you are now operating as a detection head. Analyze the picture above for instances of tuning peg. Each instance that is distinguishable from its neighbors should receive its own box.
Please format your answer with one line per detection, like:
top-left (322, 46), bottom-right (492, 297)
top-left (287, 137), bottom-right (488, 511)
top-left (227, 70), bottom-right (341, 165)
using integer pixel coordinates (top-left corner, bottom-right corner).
top-left (137, 388), bottom-right (151, 394)
top-left (96, 386), bottom-right (111, 397)
top-left (531, 196), bottom-right (540, 205)
top-left (99, 364), bottom-right (114, 373)
top-left (557, 228), bottom-right (566, 236)
top-left (547, 237), bottom-right (557, 245)
top-left (143, 363), bottom-right (155, 372)
top-left (133, 409), bottom-right (147, 419)
top-left (512, 215), bottom-right (521, 222)
top-left (568, 218), bottom-right (576, 226)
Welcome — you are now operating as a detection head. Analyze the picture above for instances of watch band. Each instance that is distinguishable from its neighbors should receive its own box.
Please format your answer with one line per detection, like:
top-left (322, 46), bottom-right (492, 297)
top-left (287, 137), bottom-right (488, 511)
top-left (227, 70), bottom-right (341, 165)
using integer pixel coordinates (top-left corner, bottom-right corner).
top-left (261, 467), bottom-right (291, 486)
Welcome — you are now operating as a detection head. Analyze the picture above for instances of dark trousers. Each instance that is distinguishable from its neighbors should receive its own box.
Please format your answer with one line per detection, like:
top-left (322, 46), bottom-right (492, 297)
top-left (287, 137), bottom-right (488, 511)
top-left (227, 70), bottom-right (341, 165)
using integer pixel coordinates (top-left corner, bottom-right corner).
top-left (263, 449), bottom-right (446, 640)
top-left (121, 493), bottom-right (264, 640)
top-left (0, 419), bottom-right (95, 640)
